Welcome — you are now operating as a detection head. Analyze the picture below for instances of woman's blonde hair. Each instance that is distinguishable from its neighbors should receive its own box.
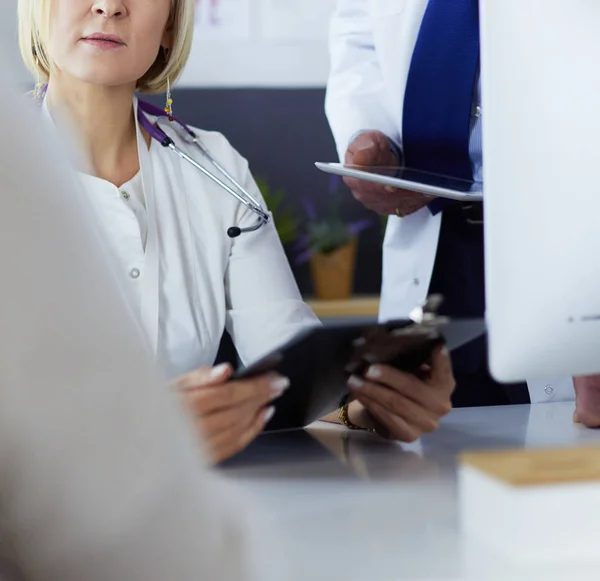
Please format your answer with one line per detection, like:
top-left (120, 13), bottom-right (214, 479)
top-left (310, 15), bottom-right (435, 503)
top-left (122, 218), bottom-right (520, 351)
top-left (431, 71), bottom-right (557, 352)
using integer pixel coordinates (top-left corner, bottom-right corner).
top-left (17, 0), bottom-right (194, 93)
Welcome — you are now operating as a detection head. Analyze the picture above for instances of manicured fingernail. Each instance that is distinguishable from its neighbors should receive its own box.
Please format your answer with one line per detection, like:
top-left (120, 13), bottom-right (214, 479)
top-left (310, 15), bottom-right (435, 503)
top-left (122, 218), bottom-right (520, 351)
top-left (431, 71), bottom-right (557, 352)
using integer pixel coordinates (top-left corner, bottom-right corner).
top-left (348, 375), bottom-right (365, 389)
top-left (366, 365), bottom-right (382, 380)
top-left (441, 346), bottom-right (450, 357)
top-left (210, 363), bottom-right (230, 378)
top-left (270, 377), bottom-right (290, 397)
top-left (263, 406), bottom-right (276, 424)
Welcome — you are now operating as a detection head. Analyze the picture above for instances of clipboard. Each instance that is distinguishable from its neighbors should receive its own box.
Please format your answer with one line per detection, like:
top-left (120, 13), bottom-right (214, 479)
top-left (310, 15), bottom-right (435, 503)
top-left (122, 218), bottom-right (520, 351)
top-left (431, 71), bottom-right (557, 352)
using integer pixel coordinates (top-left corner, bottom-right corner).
top-left (234, 297), bottom-right (486, 432)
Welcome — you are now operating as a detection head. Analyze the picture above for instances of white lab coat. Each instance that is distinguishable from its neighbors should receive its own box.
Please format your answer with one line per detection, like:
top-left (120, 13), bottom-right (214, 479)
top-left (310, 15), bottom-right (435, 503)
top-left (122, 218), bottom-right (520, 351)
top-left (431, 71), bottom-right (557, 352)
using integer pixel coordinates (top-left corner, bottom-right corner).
top-left (0, 58), bottom-right (278, 581)
top-left (325, 0), bottom-right (574, 403)
top-left (42, 98), bottom-right (319, 379)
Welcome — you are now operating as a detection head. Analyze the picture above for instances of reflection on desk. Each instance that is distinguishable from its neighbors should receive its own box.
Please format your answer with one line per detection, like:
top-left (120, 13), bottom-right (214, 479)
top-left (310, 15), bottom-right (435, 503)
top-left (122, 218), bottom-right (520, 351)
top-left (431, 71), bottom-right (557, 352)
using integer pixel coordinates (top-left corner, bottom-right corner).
top-left (223, 427), bottom-right (439, 482)
top-left (221, 402), bottom-right (600, 581)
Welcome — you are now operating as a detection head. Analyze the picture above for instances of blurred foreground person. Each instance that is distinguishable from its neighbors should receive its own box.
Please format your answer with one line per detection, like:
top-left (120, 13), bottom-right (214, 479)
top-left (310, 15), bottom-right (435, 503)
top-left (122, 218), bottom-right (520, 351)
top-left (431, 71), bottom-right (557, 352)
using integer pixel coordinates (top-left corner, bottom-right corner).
top-left (0, 43), bottom-right (270, 581)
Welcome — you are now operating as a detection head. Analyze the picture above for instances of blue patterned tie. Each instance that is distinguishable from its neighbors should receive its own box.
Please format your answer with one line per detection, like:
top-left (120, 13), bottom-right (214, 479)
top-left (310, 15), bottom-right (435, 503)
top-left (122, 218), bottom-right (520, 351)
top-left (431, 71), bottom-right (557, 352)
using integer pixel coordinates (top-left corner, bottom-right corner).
top-left (402, 0), bottom-right (480, 214)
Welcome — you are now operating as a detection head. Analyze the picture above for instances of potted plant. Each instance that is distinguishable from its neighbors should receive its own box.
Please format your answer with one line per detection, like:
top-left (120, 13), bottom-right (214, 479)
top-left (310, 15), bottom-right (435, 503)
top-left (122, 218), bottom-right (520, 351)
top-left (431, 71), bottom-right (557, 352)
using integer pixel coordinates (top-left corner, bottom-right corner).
top-left (295, 176), bottom-right (371, 300)
top-left (254, 175), bottom-right (300, 248)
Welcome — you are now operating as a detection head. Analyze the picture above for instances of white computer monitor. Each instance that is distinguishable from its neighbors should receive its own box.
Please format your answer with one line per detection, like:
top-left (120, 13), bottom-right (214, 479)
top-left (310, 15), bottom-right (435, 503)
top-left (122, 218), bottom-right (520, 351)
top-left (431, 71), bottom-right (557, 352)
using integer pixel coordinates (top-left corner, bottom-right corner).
top-left (481, 0), bottom-right (600, 382)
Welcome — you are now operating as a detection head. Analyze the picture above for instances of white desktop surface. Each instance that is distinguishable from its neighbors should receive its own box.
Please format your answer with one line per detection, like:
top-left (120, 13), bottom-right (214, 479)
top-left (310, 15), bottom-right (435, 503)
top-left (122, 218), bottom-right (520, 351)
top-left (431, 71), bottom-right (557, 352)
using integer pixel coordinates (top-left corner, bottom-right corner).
top-left (222, 402), bottom-right (600, 581)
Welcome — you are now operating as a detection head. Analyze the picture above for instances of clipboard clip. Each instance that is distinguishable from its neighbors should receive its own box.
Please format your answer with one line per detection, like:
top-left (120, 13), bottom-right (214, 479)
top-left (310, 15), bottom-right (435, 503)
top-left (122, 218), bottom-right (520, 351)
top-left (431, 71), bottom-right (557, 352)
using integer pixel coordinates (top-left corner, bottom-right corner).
top-left (346, 295), bottom-right (451, 375)
top-left (408, 294), bottom-right (444, 324)
top-left (394, 294), bottom-right (450, 338)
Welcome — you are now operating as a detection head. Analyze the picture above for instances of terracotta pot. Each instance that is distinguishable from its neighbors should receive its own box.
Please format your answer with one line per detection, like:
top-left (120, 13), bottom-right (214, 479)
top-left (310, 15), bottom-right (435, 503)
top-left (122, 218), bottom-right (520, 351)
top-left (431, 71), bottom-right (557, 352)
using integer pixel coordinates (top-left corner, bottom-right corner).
top-left (309, 238), bottom-right (357, 300)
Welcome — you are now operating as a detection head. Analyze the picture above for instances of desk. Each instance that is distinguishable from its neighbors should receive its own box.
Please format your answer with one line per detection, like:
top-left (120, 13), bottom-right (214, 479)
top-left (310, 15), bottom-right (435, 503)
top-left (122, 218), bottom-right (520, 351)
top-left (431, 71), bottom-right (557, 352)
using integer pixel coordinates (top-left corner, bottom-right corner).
top-left (223, 402), bottom-right (600, 581)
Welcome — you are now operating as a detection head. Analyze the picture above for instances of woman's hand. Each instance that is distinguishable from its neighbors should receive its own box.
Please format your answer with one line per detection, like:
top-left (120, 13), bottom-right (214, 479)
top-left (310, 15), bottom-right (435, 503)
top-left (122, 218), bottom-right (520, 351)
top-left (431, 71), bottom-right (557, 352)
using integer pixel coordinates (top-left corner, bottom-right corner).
top-left (347, 346), bottom-right (455, 442)
top-left (176, 363), bottom-right (290, 463)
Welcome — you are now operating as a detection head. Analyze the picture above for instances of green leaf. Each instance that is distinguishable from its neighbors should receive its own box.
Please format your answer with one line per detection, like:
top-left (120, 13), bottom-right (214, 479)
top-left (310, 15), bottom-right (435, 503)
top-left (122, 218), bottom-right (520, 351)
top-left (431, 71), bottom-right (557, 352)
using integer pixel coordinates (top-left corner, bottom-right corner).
top-left (307, 220), bottom-right (352, 254)
top-left (254, 175), bottom-right (300, 246)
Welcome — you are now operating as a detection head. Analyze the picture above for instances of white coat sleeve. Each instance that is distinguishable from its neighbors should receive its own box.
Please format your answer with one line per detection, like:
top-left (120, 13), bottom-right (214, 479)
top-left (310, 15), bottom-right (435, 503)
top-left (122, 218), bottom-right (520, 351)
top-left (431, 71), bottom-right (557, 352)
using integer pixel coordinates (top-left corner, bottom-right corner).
top-left (224, 165), bottom-right (320, 367)
top-left (0, 58), bottom-right (272, 581)
top-left (325, 0), bottom-right (401, 161)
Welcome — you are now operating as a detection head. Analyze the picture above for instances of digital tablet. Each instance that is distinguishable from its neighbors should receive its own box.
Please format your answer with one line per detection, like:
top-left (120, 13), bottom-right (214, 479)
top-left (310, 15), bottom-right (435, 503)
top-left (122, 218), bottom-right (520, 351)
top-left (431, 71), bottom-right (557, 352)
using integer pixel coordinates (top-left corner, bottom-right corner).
top-left (315, 163), bottom-right (484, 202)
top-left (234, 317), bottom-right (486, 432)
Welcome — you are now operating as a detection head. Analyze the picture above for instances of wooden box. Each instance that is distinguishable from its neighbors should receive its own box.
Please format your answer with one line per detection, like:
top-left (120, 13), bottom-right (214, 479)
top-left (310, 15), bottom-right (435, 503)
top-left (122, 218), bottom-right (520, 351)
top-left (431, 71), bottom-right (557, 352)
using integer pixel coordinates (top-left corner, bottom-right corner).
top-left (459, 446), bottom-right (600, 563)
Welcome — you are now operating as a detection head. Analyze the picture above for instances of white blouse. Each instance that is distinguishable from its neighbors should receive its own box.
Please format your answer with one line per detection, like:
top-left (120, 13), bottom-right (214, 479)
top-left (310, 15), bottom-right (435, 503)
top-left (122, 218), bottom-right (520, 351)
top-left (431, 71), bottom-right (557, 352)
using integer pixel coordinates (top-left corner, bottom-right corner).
top-left (43, 98), bottom-right (319, 379)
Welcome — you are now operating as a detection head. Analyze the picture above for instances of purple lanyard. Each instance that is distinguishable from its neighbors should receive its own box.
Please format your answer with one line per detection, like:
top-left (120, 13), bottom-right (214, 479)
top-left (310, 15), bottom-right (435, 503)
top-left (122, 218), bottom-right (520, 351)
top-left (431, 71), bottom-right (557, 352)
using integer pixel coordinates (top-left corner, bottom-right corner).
top-left (136, 99), bottom-right (197, 147)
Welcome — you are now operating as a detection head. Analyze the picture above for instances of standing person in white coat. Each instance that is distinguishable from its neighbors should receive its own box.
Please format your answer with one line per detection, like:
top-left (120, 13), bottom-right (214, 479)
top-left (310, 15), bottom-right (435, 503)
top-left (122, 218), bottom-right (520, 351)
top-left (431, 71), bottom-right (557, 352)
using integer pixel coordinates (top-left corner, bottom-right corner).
top-left (17, 0), bottom-right (457, 453)
top-left (326, 0), bottom-right (575, 408)
top-left (0, 43), bottom-right (272, 581)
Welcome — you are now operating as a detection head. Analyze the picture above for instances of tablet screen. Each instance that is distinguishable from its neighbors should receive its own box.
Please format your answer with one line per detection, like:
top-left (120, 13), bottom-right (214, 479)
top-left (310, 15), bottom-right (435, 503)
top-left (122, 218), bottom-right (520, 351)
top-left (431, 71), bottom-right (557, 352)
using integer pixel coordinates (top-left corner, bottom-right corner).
top-left (343, 165), bottom-right (481, 193)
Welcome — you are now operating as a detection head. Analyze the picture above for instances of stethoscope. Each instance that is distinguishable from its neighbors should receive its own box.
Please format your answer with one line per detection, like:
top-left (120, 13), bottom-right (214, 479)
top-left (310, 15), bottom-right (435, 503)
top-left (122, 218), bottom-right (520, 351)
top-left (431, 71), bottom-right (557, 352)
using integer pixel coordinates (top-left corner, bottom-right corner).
top-left (136, 99), bottom-right (270, 238)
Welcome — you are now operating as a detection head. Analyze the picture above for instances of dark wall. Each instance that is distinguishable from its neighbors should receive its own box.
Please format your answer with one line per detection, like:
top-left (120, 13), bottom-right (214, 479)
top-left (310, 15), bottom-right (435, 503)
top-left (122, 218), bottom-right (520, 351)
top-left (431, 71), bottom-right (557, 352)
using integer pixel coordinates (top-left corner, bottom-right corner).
top-left (144, 88), bottom-right (383, 295)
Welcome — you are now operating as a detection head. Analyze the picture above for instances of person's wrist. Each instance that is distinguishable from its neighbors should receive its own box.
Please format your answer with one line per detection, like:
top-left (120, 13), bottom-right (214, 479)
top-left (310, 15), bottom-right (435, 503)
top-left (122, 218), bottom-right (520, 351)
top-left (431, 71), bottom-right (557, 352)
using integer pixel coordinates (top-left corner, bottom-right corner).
top-left (347, 400), bottom-right (378, 431)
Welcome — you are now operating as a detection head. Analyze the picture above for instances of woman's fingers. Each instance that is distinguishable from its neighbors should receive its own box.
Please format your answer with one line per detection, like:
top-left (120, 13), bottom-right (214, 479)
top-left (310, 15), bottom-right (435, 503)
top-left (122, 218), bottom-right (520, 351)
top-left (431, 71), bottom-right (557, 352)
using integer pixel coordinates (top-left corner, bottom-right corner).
top-left (351, 380), bottom-right (441, 435)
top-left (179, 370), bottom-right (288, 463)
top-left (176, 362), bottom-right (233, 390)
top-left (346, 345), bottom-right (456, 443)
top-left (200, 398), bottom-right (267, 440)
top-left (354, 366), bottom-right (452, 417)
top-left (184, 373), bottom-right (289, 416)
top-left (356, 397), bottom-right (422, 442)
top-left (209, 406), bottom-right (275, 464)
top-left (428, 345), bottom-right (455, 391)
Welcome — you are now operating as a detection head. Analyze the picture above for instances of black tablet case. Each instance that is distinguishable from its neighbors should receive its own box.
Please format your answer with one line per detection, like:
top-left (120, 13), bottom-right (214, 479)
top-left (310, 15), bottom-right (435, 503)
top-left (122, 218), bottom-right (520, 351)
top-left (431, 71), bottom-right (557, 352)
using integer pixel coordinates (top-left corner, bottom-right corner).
top-left (235, 318), bottom-right (485, 432)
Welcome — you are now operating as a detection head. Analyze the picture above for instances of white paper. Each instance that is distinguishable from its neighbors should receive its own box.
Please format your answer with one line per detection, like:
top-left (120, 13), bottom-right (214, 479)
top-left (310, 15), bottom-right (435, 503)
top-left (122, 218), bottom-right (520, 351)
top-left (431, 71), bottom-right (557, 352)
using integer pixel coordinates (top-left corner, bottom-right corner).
top-left (260, 0), bottom-right (337, 42)
top-left (194, 0), bottom-right (252, 41)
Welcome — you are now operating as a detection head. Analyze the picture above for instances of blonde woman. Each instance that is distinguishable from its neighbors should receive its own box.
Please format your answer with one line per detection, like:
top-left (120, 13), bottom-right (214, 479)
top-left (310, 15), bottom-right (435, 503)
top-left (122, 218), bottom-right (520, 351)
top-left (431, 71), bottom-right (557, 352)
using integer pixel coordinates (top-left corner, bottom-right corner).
top-left (17, 0), bottom-right (456, 463)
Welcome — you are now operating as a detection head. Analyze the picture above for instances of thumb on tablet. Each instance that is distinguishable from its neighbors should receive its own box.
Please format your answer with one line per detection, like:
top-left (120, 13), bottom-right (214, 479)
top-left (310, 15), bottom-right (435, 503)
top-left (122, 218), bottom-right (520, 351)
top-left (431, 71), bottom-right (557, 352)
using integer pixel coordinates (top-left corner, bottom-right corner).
top-left (176, 363), bottom-right (234, 391)
top-left (429, 345), bottom-right (456, 392)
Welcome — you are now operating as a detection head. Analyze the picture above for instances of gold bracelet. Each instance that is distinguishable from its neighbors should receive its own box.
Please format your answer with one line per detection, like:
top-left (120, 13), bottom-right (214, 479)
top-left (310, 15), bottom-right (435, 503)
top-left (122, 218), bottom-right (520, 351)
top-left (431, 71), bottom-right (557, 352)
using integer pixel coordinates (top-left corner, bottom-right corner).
top-left (338, 398), bottom-right (376, 432)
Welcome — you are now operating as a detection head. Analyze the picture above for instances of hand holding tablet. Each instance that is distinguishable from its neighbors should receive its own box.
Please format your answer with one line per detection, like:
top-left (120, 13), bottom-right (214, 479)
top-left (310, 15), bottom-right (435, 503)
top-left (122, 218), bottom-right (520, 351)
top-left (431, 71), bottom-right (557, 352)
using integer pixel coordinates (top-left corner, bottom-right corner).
top-left (339, 130), bottom-right (436, 217)
top-left (234, 305), bottom-right (486, 433)
top-left (316, 131), bottom-right (483, 213)
top-left (316, 162), bottom-right (483, 204)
